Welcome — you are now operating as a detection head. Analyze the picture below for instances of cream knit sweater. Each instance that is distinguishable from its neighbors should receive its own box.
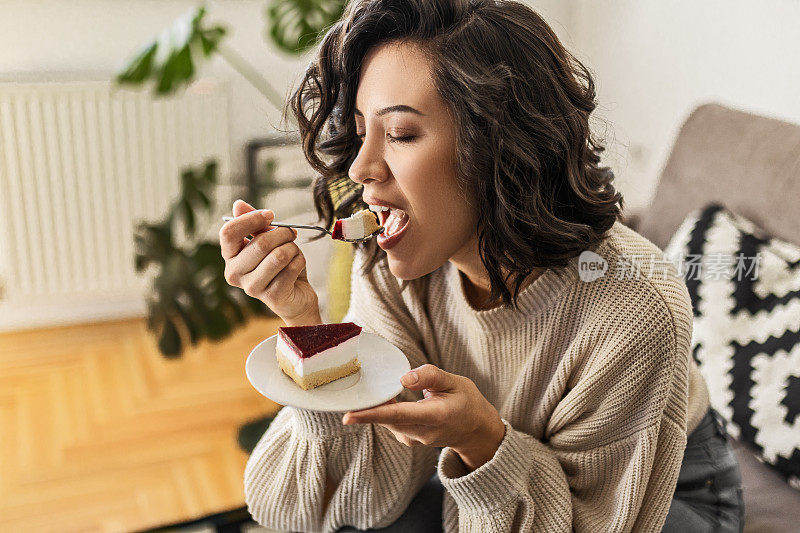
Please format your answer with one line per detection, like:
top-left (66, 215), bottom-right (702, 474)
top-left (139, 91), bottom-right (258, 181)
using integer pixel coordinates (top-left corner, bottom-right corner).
top-left (244, 220), bottom-right (710, 532)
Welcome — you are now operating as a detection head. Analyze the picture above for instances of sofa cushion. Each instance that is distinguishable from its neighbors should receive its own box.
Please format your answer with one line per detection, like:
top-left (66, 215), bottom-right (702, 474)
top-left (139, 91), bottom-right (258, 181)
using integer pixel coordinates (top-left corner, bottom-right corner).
top-left (731, 436), bottom-right (800, 533)
top-left (663, 202), bottom-right (800, 489)
top-left (637, 103), bottom-right (800, 251)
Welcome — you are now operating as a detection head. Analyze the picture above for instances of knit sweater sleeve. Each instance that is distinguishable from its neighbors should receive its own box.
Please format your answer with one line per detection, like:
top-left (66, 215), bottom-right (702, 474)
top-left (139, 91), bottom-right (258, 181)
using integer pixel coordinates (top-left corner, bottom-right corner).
top-left (436, 285), bottom-right (693, 533)
top-left (243, 247), bottom-right (438, 532)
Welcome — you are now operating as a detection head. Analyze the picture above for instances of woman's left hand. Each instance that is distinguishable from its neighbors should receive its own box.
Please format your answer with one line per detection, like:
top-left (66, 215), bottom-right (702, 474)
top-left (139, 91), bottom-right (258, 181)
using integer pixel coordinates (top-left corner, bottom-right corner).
top-left (342, 364), bottom-right (507, 472)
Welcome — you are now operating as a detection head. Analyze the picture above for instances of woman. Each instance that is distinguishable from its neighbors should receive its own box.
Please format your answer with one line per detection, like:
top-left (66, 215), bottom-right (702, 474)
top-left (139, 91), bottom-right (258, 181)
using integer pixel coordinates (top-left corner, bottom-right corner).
top-left (220, 0), bottom-right (744, 531)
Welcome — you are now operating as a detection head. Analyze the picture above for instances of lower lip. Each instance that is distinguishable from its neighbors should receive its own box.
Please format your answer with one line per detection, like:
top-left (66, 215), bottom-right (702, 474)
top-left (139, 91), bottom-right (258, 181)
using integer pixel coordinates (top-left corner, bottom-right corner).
top-left (376, 210), bottom-right (410, 250)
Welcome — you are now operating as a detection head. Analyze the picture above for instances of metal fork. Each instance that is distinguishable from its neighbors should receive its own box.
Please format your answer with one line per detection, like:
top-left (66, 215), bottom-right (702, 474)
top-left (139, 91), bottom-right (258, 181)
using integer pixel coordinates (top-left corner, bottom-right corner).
top-left (221, 216), bottom-right (384, 243)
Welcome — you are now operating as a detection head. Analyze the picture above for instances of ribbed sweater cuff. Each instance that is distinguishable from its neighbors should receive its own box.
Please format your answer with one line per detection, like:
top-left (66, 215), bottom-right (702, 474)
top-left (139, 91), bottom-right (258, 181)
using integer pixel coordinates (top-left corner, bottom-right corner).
top-left (289, 407), bottom-right (362, 439)
top-left (437, 418), bottom-right (533, 514)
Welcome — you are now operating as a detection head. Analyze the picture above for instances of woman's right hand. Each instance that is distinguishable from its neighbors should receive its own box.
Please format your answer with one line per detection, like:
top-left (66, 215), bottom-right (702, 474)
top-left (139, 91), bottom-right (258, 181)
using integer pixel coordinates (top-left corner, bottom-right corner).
top-left (219, 200), bottom-right (321, 326)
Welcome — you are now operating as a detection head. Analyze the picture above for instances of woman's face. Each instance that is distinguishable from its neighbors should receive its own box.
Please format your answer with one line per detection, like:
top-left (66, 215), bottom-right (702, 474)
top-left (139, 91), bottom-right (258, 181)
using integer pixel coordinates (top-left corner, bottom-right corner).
top-left (349, 41), bottom-right (478, 281)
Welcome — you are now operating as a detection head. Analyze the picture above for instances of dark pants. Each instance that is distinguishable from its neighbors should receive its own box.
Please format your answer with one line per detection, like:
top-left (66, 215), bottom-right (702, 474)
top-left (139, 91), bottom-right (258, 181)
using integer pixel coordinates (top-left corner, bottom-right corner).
top-left (336, 408), bottom-right (744, 532)
top-left (661, 408), bottom-right (745, 532)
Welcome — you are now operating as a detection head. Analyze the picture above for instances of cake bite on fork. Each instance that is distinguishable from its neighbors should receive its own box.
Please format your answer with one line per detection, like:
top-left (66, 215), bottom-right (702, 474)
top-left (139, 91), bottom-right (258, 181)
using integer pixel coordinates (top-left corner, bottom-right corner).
top-left (221, 209), bottom-right (384, 243)
top-left (332, 209), bottom-right (383, 241)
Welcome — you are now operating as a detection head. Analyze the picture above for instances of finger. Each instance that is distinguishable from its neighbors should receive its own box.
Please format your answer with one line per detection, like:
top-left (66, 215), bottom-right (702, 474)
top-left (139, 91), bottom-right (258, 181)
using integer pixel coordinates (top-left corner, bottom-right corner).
top-left (378, 421), bottom-right (423, 435)
top-left (380, 425), bottom-right (425, 447)
top-left (232, 199), bottom-right (255, 217)
top-left (343, 400), bottom-right (439, 426)
top-left (392, 431), bottom-right (423, 447)
top-left (340, 398), bottom-right (397, 425)
top-left (236, 226), bottom-right (297, 274)
top-left (261, 252), bottom-right (306, 300)
top-left (220, 205), bottom-right (274, 260)
top-left (400, 364), bottom-right (459, 393)
top-left (240, 241), bottom-right (301, 297)
top-left (381, 420), bottom-right (433, 447)
top-left (380, 425), bottom-right (409, 443)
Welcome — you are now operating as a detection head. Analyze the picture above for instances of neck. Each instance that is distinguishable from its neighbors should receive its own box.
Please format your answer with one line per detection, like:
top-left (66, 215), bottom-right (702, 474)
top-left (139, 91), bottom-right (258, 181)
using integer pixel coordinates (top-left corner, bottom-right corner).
top-left (449, 238), bottom-right (542, 311)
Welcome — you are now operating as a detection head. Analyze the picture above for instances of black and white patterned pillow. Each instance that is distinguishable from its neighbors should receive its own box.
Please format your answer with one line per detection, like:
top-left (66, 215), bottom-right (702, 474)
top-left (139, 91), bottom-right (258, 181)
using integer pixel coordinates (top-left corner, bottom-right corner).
top-left (664, 202), bottom-right (800, 490)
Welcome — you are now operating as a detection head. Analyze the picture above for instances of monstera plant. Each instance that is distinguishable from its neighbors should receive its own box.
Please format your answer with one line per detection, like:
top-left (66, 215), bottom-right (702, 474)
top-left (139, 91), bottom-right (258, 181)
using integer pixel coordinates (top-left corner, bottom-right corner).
top-left (116, 1), bottom-right (346, 105)
top-left (134, 160), bottom-right (284, 357)
top-left (119, 0), bottom-right (347, 361)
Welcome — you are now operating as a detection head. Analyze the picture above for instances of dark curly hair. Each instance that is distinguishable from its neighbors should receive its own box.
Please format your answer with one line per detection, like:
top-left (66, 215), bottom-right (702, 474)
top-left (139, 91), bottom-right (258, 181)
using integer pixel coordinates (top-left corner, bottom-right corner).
top-left (285, 0), bottom-right (624, 310)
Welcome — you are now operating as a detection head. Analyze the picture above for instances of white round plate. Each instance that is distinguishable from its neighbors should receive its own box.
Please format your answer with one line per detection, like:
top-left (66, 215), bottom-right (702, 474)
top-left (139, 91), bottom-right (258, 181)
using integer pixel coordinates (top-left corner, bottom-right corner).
top-left (246, 332), bottom-right (411, 412)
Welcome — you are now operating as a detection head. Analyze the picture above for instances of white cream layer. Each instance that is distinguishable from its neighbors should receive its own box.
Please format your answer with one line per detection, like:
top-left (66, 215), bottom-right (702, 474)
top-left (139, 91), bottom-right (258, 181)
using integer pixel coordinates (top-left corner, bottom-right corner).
top-left (277, 334), bottom-right (360, 376)
top-left (341, 210), bottom-right (379, 240)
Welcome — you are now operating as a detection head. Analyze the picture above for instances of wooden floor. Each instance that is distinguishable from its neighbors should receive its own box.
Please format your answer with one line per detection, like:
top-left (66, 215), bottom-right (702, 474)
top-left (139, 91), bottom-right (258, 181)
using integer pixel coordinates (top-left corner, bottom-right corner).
top-left (0, 315), bottom-right (285, 533)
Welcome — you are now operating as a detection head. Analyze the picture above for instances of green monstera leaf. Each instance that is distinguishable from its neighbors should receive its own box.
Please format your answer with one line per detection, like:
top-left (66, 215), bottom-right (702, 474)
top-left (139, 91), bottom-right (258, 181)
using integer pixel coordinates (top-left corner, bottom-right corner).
top-left (116, 0), bottom-right (343, 108)
top-left (135, 160), bottom-right (274, 358)
top-left (116, 6), bottom-right (226, 95)
top-left (266, 0), bottom-right (347, 54)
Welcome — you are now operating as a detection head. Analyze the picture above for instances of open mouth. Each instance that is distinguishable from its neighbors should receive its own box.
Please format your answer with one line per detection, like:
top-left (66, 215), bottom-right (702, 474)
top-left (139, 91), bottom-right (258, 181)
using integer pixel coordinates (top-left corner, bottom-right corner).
top-left (368, 204), bottom-right (411, 249)
top-left (379, 208), bottom-right (409, 237)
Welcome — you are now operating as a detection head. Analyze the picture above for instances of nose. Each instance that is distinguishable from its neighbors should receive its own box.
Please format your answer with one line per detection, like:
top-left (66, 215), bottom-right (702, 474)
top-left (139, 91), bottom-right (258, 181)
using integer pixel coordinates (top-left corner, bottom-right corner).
top-left (347, 135), bottom-right (388, 186)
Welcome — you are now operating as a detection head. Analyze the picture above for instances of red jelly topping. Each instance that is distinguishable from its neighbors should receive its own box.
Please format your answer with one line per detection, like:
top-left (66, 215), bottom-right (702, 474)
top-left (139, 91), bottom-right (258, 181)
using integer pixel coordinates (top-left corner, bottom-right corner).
top-left (278, 322), bottom-right (362, 358)
top-left (331, 220), bottom-right (344, 240)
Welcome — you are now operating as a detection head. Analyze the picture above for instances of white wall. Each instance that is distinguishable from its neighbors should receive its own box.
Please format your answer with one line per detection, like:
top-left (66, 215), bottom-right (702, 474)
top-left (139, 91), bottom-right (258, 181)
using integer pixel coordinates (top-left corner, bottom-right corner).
top-left (529, 0), bottom-right (573, 43)
top-left (0, 0), bottom-right (570, 181)
top-left (566, 0), bottom-right (800, 213)
top-left (0, 0), bottom-right (311, 182)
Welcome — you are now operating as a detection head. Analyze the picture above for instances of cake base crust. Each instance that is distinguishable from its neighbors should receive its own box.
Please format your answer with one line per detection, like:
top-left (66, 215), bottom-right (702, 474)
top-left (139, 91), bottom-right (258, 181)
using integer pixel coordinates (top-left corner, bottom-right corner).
top-left (276, 347), bottom-right (360, 390)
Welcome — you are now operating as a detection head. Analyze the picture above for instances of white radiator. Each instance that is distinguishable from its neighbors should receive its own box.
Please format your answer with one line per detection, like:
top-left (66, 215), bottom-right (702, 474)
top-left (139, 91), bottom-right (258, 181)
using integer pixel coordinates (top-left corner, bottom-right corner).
top-left (0, 78), bottom-right (231, 332)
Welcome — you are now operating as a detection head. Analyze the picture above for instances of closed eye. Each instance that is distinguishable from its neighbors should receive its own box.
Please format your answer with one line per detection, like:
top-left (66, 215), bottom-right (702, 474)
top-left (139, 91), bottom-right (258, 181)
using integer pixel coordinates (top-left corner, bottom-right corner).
top-left (388, 135), bottom-right (416, 144)
top-left (355, 133), bottom-right (416, 144)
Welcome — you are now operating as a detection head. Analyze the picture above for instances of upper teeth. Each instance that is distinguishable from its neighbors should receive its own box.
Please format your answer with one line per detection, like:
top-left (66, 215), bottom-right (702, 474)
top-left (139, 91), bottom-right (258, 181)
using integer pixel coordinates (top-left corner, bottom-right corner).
top-left (368, 205), bottom-right (390, 212)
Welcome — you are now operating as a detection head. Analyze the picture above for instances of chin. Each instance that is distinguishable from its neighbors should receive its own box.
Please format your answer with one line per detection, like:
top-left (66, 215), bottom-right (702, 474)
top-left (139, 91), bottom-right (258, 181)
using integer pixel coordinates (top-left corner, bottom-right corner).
top-left (385, 251), bottom-right (444, 281)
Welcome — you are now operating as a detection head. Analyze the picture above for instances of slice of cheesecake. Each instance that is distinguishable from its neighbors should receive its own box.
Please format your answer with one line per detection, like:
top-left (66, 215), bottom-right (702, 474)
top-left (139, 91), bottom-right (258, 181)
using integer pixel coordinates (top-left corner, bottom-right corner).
top-left (332, 209), bottom-right (383, 240)
top-left (275, 322), bottom-right (362, 390)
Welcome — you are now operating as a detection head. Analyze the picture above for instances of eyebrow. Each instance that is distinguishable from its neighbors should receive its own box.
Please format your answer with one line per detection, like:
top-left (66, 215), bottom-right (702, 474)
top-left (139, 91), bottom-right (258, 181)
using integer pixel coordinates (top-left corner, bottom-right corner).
top-left (354, 104), bottom-right (425, 117)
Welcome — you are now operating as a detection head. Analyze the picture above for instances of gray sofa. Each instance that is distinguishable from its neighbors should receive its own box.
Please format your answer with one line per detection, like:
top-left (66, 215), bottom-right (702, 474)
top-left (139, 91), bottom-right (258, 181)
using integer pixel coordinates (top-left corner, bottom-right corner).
top-left (627, 102), bottom-right (800, 532)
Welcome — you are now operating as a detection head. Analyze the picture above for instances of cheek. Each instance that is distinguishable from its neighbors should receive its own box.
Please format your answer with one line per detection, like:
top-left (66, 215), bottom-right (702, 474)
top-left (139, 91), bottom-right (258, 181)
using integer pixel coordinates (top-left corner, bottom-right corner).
top-left (411, 186), bottom-right (475, 247)
top-left (394, 137), bottom-right (474, 255)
